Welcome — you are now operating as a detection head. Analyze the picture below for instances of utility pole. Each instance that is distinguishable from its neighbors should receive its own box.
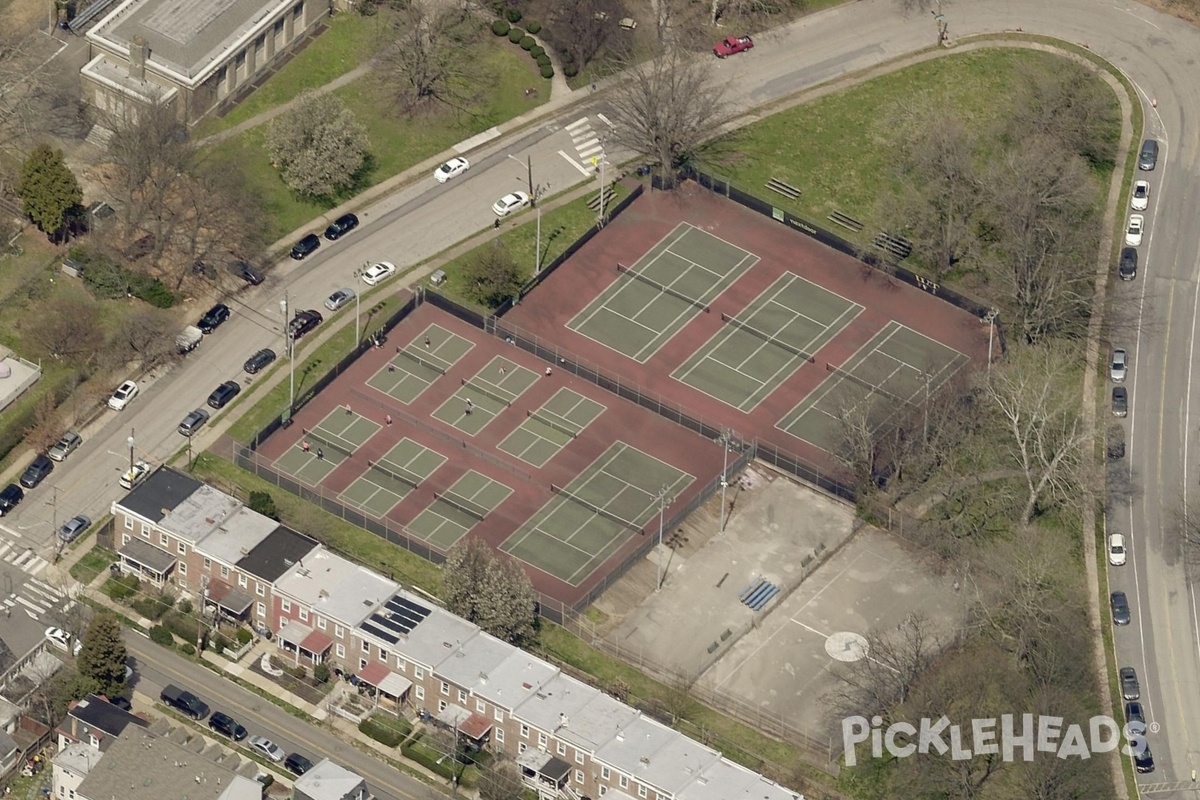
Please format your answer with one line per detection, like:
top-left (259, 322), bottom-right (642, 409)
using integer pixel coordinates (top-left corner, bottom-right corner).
top-left (719, 431), bottom-right (731, 532)
top-left (656, 486), bottom-right (668, 592)
top-left (355, 263), bottom-right (369, 344)
top-left (126, 429), bottom-right (136, 472)
top-left (280, 295), bottom-right (295, 415)
top-left (507, 154), bottom-right (537, 206)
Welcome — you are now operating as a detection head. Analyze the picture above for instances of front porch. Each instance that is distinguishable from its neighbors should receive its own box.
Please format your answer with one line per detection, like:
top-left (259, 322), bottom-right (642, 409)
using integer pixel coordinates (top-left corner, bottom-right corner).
top-left (116, 539), bottom-right (175, 586)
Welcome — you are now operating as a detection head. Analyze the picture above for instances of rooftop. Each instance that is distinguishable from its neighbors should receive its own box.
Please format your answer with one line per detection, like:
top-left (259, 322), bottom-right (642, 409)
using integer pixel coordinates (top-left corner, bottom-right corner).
top-left (358, 590), bottom-right (478, 669)
top-left (67, 694), bottom-right (149, 740)
top-left (437, 633), bottom-right (559, 711)
top-left (235, 526), bottom-right (319, 582)
top-left (53, 742), bottom-right (100, 776)
top-left (294, 758), bottom-right (368, 800)
top-left (118, 467), bottom-right (201, 523)
top-left (681, 760), bottom-right (802, 800)
top-left (595, 715), bottom-right (681, 784)
top-left (195, 507), bottom-right (278, 566)
top-left (119, 538), bottom-right (177, 574)
top-left (514, 673), bottom-right (637, 754)
top-left (159, 484), bottom-right (244, 545)
top-left (275, 548), bottom-right (397, 628)
top-left (87, 0), bottom-right (297, 88)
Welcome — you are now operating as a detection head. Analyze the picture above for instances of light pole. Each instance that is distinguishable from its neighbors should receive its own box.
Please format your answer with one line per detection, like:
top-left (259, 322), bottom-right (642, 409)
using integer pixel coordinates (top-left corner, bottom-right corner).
top-left (656, 486), bottom-right (668, 592)
top-left (532, 183), bottom-right (549, 272)
top-left (355, 263), bottom-right (369, 344)
top-left (280, 296), bottom-right (295, 416)
top-left (507, 153), bottom-right (535, 205)
top-left (719, 430), bottom-right (731, 533)
top-left (126, 431), bottom-right (135, 472)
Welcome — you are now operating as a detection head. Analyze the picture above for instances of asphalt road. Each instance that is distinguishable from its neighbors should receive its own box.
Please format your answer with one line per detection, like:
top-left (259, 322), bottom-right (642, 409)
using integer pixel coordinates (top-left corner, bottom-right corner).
top-left (125, 632), bottom-right (443, 800)
top-left (3, 0), bottom-right (1199, 790)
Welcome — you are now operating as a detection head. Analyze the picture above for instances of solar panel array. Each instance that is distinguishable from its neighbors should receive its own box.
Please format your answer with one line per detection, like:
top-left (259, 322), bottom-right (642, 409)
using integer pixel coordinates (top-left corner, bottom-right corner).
top-left (359, 594), bottom-right (432, 644)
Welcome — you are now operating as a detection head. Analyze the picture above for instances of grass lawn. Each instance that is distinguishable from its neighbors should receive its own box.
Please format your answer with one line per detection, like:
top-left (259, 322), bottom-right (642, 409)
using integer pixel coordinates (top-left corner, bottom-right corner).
top-left (204, 25), bottom-right (548, 240)
top-left (712, 49), bottom-right (1097, 241)
top-left (70, 546), bottom-right (118, 584)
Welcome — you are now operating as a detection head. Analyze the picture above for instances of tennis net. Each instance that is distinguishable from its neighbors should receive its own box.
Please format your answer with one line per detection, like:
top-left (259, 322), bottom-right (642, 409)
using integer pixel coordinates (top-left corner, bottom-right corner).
top-left (435, 491), bottom-right (488, 521)
top-left (461, 377), bottom-right (512, 407)
top-left (616, 263), bottom-right (710, 313)
top-left (721, 313), bottom-right (816, 363)
top-left (825, 362), bottom-right (908, 405)
top-left (528, 409), bottom-right (577, 439)
top-left (367, 459), bottom-right (421, 490)
top-left (551, 484), bottom-right (642, 533)
top-left (304, 429), bottom-right (354, 460)
top-left (396, 348), bottom-right (447, 375)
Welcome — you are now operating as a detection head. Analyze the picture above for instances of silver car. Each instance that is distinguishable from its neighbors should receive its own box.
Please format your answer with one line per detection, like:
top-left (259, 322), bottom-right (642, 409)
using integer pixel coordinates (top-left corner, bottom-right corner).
top-left (248, 735), bottom-right (285, 762)
top-left (1110, 348), bottom-right (1127, 383)
top-left (324, 288), bottom-right (356, 311)
top-left (59, 514), bottom-right (92, 543)
top-left (48, 431), bottom-right (83, 461)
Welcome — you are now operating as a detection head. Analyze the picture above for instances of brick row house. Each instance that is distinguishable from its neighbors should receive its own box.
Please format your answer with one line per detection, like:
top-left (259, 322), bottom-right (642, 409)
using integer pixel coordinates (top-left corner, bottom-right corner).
top-left (111, 469), bottom-right (803, 800)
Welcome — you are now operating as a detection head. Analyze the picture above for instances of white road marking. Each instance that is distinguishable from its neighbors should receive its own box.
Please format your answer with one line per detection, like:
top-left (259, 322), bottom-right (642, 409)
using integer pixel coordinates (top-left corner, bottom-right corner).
top-left (558, 150), bottom-right (591, 176)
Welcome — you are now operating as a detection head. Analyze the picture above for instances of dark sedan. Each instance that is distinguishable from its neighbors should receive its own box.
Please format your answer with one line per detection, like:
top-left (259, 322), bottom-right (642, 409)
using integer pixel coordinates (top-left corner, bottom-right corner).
top-left (290, 233), bottom-right (320, 260)
top-left (20, 455), bottom-right (54, 489)
top-left (207, 380), bottom-right (242, 409)
top-left (244, 348), bottom-right (277, 374)
top-left (232, 261), bottom-right (265, 285)
top-left (1111, 591), bottom-right (1131, 626)
top-left (324, 213), bottom-right (359, 240)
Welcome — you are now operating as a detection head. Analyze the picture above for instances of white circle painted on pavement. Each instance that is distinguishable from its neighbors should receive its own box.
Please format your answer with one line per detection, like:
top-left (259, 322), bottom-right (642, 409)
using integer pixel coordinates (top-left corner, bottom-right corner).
top-left (826, 632), bottom-right (869, 662)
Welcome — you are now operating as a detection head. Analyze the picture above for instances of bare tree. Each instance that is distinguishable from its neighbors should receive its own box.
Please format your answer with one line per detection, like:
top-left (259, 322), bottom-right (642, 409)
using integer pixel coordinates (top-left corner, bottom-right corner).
top-left (709, 0), bottom-right (794, 26)
top-left (1006, 58), bottom-right (1120, 170)
top-left (0, 29), bottom-right (89, 158)
top-left (23, 393), bottom-right (63, 454)
top-left (477, 759), bottom-right (524, 800)
top-left (114, 307), bottom-right (179, 370)
top-left (266, 92), bottom-right (370, 200)
top-left (607, 46), bottom-right (729, 186)
top-left (24, 293), bottom-right (105, 365)
top-left (383, 0), bottom-right (474, 112)
top-left (830, 612), bottom-right (942, 720)
top-left (553, 0), bottom-right (619, 75)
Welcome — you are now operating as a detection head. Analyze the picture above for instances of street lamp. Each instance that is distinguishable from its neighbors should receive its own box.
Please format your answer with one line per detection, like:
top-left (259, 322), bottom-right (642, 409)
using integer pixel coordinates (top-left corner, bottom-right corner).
top-left (355, 262), bottom-right (370, 344)
top-left (532, 183), bottom-right (550, 273)
top-left (279, 296), bottom-right (295, 416)
top-left (126, 431), bottom-right (135, 472)
top-left (507, 153), bottom-right (536, 205)
top-left (719, 430), bottom-right (732, 533)
top-left (656, 486), bottom-right (669, 592)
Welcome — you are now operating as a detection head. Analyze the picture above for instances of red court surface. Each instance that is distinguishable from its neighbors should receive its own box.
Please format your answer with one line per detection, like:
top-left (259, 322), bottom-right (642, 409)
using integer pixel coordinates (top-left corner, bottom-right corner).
top-left (503, 182), bottom-right (992, 472)
top-left (252, 300), bottom-right (727, 608)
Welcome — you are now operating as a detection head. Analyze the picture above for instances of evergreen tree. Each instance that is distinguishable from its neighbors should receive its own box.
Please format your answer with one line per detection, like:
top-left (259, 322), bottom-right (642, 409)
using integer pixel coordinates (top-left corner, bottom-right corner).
top-left (76, 613), bottom-right (128, 698)
top-left (17, 143), bottom-right (82, 236)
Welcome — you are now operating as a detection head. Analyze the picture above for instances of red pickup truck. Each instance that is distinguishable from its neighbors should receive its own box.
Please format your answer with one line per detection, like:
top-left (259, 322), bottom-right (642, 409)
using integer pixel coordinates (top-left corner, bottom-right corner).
top-left (713, 35), bottom-right (754, 58)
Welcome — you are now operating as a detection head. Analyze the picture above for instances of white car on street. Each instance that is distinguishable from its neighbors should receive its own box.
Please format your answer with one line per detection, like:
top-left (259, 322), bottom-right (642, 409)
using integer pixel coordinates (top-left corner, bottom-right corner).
top-left (492, 191), bottom-right (530, 217)
top-left (434, 157), bottom-right (469, 183)
top-left (1125, 215), bottom-right (1144, 247)
top-left (108, 380), bottom-right (139, 411)
top-left (1131, 180), bottom-right (1149, 211)
top-left (45, 627), bottom-right (73, 651)
top-left (119, 460), bottom-right (151, 490)
top-left (1108, 533), bottom-right (1127, 566)
top-left (361, 262), bottom-right (396, 286)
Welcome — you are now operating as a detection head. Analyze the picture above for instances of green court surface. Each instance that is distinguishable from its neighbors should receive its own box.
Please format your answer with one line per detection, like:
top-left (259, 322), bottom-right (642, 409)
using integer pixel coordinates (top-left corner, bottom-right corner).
top-left (501, 442), bottom-right (694, 585)
top-left (406, 471), bottom-right (514, 550)
top-left (673, 273), bottom-right (863, 411)
top-left (431, 358), bottom-right (539, 435)
top-left (777, 321), bottom-right (970, 452)
top-left (366, 324), bottom-right (473, 404)
top-left (567, 223), bottom-right (759, 363)
top-left (498, 389), bottom-right (607, 467)
top-left (338, 437), bottom-right (447, 516)
top-left (275, 410), bottom-right (381, 483)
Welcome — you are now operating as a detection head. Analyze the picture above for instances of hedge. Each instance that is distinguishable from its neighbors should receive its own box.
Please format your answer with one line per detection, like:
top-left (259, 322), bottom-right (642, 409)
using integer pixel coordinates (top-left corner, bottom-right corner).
top-left (505, 7), bottom-right (521, 22)
top-left (530, 45), bottom-right (544, 58)
top-left (520, 36), bottom-right (535, 50)
top-left (359, 717), bottom-right (409, 747)
top-left (236, 627), bottom-right (254, 645)
top-left (401, 738), bottom-right (457, 780)
top-left (507, 27), bottom-right (524, 43)
top-left (540, 64), bottom-right (555, 79)
top-left (536, 54), bottom-right (551, 67)
top-left (149, 625), bottom-right (174, 646)
top-left (491, 19), bottom-right (509, 36)
top-left (526, 20), bottom-right (541, 34)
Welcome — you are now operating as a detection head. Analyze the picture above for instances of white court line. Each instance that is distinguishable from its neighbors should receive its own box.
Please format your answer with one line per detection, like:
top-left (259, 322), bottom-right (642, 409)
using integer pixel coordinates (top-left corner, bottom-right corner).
top-left (558, 150), bottom-right (591, 176)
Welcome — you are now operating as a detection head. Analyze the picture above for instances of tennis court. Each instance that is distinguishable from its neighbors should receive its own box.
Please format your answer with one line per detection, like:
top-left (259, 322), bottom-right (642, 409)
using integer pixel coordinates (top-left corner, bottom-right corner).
top-left (339, 437), bottom-right (448, 517)
top-left (498, 388), bottom-right (607, 467)
top-left (673, 273), bottom-right (863, 411)
top-left (431, 357), bottom-right (539, 435)
top-left (406, 470), bottom-right (515, 549)
top-left (566, 223), bottom-right (758, 363)
top-left (777, 321), bottom-right (970, 451)
top-left (366, 324), bottom-right (474, 404)
top-left (274, 409), bottom-right (381, 483)
top-left (500, 442), bottom-right (694, 585)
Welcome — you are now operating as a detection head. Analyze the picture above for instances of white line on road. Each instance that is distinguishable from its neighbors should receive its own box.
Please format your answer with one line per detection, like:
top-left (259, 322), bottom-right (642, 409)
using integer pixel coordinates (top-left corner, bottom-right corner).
top-left (597, 113), bottom-right (614, 128)
top-left (558, 150), bottom-right (591, 176)
top-left (565, 117), bottom-right (590, 132)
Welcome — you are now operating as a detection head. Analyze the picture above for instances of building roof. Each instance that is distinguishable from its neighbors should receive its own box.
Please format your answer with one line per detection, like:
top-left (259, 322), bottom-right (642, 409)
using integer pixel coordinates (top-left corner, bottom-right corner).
top-left (0, 729), bottom-right (15, 757)
top-left (294, 758), bottom-right (367, 800)
top-left (75, 726), bottom-right (261, 800)
top-left (194, 507), bottom-right (278, 566)
top-left (119, 538), bottom-right (177, 574)
top-left (436, 633), bottom-right (558, 711)
top-left (205, 580), bottom-right (253, 615)
top-left (235, 526), bottom-right (319, 582)
top-left (625, 727), bottom-right (723, 796)
top-left (595, 715), bottom-right (682, 787)
top-left (118, 467), bottom-right (201, 523)
top-left (67, 694), bottom-right (149, 741)
top-left (52, 742), bottom-right (100, 776)
top-left (87, 0), bottom-right (297, 88)
top-left (680, 760), bottom-right (801, 800)
top-left (275, 548), bottom-right (397, 628)
top-left (355, 663), bottom-right (412, 699)
top-left (514, 673), bottom-right (637, 754)
top-left (358, 590), bottom-right (477, 669)
top-left (158, 484), bottom-right (244, 545)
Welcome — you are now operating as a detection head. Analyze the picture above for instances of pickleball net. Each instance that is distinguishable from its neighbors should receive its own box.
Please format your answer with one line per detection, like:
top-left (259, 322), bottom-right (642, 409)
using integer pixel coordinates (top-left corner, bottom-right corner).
top-left (616, 263), bottom-right (710, 313)
top-left (550, 484), bottom-right (642, 533)
top-left (303, 430), bottom-right (355, 460)
top-left (461, 377), bottom-right (512, 407)
top-left (367, 458), bottom-right (422, 491)
top-left (396, 348), bottom-right (447, 375)
top-left (434, 491), bottom-right (488, 521)
top-left (825, 362), bottom-right (909, 405)
top-left (720, 313), bottom-right (816, 363)
top-left (527, 409), bottom-right (577, 439)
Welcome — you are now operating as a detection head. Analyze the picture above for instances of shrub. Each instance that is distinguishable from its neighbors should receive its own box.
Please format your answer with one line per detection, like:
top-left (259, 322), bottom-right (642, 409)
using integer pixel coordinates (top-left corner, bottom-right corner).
top-left (359, 717), bottom-right (406, 747)
top-left (149, 625), bottom-right (174, 646)
top-left (536, 54), bottom-right (551, 67)
top-left (491, 19), bottom-right (509, 36)
top-left (507, 27), bottom-right (524, 43)
top-left (210, 632), bottom-right (230, 653)
top-left (505, 7), bottom-right (521, 22)
top-left (163, 611), bottom-right (207, 644)
top-left (180, 642), bottom-right (196, 656)
top-left (177, 598), bottom-right (193, 615)
top-left (520, 36), bottom-right (535, 50)
top-left (401, 738), bottom-right (457, 780)
top-left (292, 665), bottom-right (307, 680)
top-left (248, 490), bottom-right (280, 520)
top-left (530, 45), bottom-right (544, 58)
top-left (313, 663), bottom-right (331, 684)
top-left (236, 627), bottom-right (254, 645)
top-left (131, 594), bottom-right (173, 620)
top-left (526, 20), bottom-right (541, 34)
top-left (128, 273), bottom-right (175, 308)
top-left (540, 64), bottom-right (555, 79)
top-left (562, 62), bottom-right (577, 78)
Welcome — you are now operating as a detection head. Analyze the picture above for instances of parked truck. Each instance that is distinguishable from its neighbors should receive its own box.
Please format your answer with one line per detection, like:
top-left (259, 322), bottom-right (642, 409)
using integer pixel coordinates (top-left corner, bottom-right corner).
top-left (177, 325), bottom-right (203, 354)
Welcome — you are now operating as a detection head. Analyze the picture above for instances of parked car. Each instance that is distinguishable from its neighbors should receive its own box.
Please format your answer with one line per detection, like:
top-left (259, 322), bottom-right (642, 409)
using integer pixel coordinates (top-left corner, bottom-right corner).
top-left (48, 431), bottom-right (83, 462)
top-left (108, 380), bottom-right (139, 411)
top-left (244, 348), bottom-right (277, 374)
top-left (289, 310), bottom-right (323, 341)
top-left (1110, 348), bottom-right (1127, 382)
top-left (199, 303), bottom-right (231, 333)
top-left (249, 735), bottom-right (285, 762)
top-left (492, 191), bottom-right (530, 217)
top-left (284, 753), bottom-right (314, 776)
top-left (1124, 701), bottom-right (1147, 735)
top-left (160, 685), bottom-right (209, 720)
top-left (44, 627), bottom-right (73, 651)
top-left (713, 34), bottom-right (754, 57)
top-left (1119, 247), bottom-right (1137, 281)
top-left (232, 261), bottom-right (265, 285)
top-left (1108, 533), bottom-right (1126, 566)
top-left (361, 262), bottom-right (396, 286)
top-left (1134, 747), bottom-right (1155, 773)
top-left (209, 712), bottom-right (248, 741)
top-left (1111, 591), bottom-right (1131, 625)
top-left (324, 213), bottom-right (359, 240)
top-left (207, 380), bottom-right (242, 409)
top-left (1125, 214), bottom-right (1144, 247)
top-left (434, 157), bottom-right (469, 183)
top-left (58, 514), bottom-right (92, 543)
top-left (178, 408), bottom-right (210, 437)
top-left (119, 461), bottom-right (151, 490)
top-left (1138, 138), bottom-right (1159, 171)
top-left (290, 233), bottom-right (321, 260)
top-left (325, 288), bottom-right (356, 311)
top-left (0, 484), bottom-right (23, 515)
top-left (1120, 666), bottom-right (1140, 700)
top-left (20, 455), bottom-right (54, 489)
top-left (1131, 180), bottom-right (1149, 211)
top-left (1112, 386), bottom-right (1128, 417)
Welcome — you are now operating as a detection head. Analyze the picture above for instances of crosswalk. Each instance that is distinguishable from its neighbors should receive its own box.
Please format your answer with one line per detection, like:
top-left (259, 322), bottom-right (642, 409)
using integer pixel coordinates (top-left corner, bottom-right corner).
top-left (0, 528), bottom-right (70, 620)
top-left (0, 538), bottom-right (50, 577)
top-left (2, 576), bottom-right (68, 620)
top-left (559, 116), bottom-right (615, 175)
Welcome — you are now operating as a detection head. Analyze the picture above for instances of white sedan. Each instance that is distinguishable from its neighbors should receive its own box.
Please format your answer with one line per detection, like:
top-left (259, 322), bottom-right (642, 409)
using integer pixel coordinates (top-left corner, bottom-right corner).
top-left (1131, 180), bottom-right (1149, 211)
top-left (119, 460), bottom-right (151, 490)
top-left (45, 627), bottom-right (73, 650)
top-left (361, 262), bottom-right (396, 286)
top-left (1108, 533), bottom-right (1126, 566)
top-left (1125, 215), bottom-right (1144, 247)
top-left (108, 380), bottom-right (139, 411)
top-left (434, 157), bottom-right (469, 183)
top-left (492, 191), bottom-right (530, 217)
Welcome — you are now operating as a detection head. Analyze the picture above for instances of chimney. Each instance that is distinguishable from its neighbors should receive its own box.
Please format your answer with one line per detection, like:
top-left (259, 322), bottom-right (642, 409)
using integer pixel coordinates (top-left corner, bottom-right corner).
top-left (129, 35), bottom-right (148, 81)
top-left (558, 714), bottom-right (569, 729)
